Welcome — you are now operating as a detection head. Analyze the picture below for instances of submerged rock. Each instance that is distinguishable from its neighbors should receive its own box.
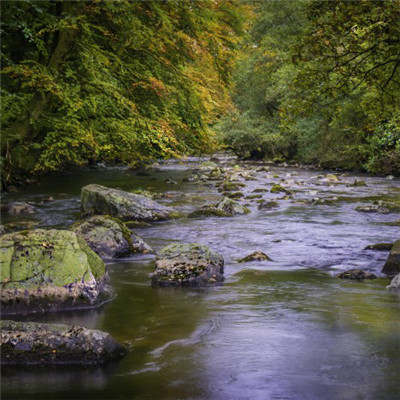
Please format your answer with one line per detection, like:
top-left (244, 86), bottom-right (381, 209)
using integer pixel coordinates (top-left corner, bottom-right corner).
top-left (382, 240), bottom-right (400, 277)
top-left (0, 229), bottom-right (114, 315)
top-left (152, 243), bottom-right (224, 286)
top-left (189, 197), bottom-right (249, 218)
top-left (219, 181), bottom-right (246, 192)
top-left (7, 202), bottom-right (36, 215)
top-left (337, 269), bottom-right (377, 280)
top-left (238, 251), bottom-right (272, 262)
top-left (364, 243), bottom-right (393, 251)
top-left (386, 273), bottom-right (400, 291)
top-left (1, 320), bottom-right (127, 366)
top-left (258, 201), bottom-right (279, 210)
top-left (355, 205), bottom-right (390, 214)
top-left (80, 184), bottom-right (177, 222)
top-left (72, 215), bottom-right (152, 259)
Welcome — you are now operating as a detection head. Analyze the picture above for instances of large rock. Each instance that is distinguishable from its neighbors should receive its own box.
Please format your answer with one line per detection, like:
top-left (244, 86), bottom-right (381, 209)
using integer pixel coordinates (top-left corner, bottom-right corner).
top-left (188, 197), bottom-right (249, 218)
top-left (0, 229), bottom-right (114, 315)
top-left (152, 243), bottom-right (224, 286)
top-left (1, 320), bottom-right (127, 366)
top-left (80, 184), bottom-right (177, 222)
top-left (382, 240), bottom-right (400, 276)
top-left (72, 215), bottom-right (152, 259)
top-left (386, 273), bottom-right (400, 291)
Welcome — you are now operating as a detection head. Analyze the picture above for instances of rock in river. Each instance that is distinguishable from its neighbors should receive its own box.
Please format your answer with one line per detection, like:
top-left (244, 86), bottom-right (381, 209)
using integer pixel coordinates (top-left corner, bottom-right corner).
top-left (81, 184), bottom-right (178, 222)
top-left (152, 243), bottom-right (224, 286)
top-left (72, 215), bottom-right (153, 259)
top-left (386, 273), bottom-right (400, 291)
top-left (382, 240), bottom-right (400, 277)
top-left (337, 269), bottom-right (377, 280)
top-left (0, 229), bottom-right (114, 315)
top-left (7, 202), bottom-right (36, 215)
top-left (1, 320), bottom-right (127, 366)
top-left (188, 197), bottom-right (250, 218)
top-left (238, 251), bottom-right (272, 262)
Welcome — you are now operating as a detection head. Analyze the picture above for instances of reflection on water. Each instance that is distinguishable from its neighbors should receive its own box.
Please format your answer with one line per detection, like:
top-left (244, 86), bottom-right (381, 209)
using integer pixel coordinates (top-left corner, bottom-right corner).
top-left (1, 156), bottom-right (400, 399)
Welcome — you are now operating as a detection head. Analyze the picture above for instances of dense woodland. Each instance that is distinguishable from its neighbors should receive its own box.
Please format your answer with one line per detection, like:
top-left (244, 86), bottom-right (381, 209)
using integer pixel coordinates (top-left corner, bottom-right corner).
top-left (1, 0), bottom-right (400, 187)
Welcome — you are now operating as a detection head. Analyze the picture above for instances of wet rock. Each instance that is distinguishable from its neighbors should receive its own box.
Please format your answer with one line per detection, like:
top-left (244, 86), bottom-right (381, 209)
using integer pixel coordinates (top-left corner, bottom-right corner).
top-left (364, 243), bottom-right (393, 251)
top-left (207, 168), bottom-right (224, 180)
top-left (80, 184), bottom-right (178, 222)
top-left (355, 205), bottom-right (390, 214)
top-left (7, 202), bottom-right (36, 215)
top-left (373, 200), bottom-right (400, 213)
top-left (1, 320), bottom-right (127, 366)
top-left (245, 194), bottom-right (263, 200)
top-left (311, 198), bottom-right (336, 206)
top-left (258, 201), bottom-right (279, 210)
top-left (224, 191), bottom-right (244, 199)
top-left (189, 197), bottom-right (249, 218)
top-left (382, 240), bottom-right (400, 277)
top-left (253, 188), bottom-right (268, 193)
top-left (71, 215), bottom-right (153, 259)
top-left (270, 184), bottom-right (290, 194)
top-left (152, 243), bottom-right (224, 286)
top-left (199, 161), bottom-right (218, 170)
top-left (0, 229), bottom-right (114, 315)
top-left (386, 273), bottom-right (400, 291)
top-left (219, 181), bottom-right (246, 192)
top-left (337, 269), bottom-right (377, 280)
top-left (238, 251), bottom-right (272, 262)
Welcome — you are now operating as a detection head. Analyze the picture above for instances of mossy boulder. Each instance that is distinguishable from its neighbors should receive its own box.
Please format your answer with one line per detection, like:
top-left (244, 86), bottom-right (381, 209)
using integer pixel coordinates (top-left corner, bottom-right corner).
top-left (0, 229), bottom-right (114, 315)
top-left (382, 240), bottom-right (400, 277)
top-left (364, 243), bottom-right (393, 251)
top-left (1, 320), bottom-right (127, 366)
top-left (152, 243), bottom-right (224, 286)
top-left (80, 184), bottom-right (177, 222)
top-left (258, 201), bottom-right (279, 210)
top-left (81, 184), bottom-right (178, 222)
top-left (72, 215), bottom-right (153, 259)
top-left (189, 197), bottom-right (249, 218)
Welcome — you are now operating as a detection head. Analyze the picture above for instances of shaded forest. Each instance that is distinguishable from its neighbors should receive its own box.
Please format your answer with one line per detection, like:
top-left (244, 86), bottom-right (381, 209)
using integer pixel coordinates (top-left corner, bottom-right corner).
top-left (1, 0), bottom-right (400, 187)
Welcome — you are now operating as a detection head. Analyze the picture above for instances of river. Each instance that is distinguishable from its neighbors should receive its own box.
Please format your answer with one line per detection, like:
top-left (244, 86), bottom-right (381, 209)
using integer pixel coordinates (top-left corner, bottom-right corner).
top-left (1, 154), bottom-right (400, 400)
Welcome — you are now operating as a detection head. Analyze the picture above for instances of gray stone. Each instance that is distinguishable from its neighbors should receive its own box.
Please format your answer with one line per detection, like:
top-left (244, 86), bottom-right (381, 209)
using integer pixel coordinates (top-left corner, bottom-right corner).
top-left (80, 184), bottom-right (178, 222)
top-left (1, 320), bottom-right (127, 366)
top-left (7, 202), bottom-right (36, 215)
top-left (382, 240), bottom-right (400, 276)
top-left (386, 273), bottom-right (400, 291)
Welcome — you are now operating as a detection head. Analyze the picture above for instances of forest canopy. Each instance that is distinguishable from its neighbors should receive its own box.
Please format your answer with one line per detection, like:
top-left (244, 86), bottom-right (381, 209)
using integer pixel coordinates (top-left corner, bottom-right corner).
top-left (1, 0), bottom-right (399, 187)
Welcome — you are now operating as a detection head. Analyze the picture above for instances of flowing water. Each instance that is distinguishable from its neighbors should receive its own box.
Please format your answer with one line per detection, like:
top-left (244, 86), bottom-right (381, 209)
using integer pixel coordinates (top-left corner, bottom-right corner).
top-left (1, 155), bottom-right (400, 400)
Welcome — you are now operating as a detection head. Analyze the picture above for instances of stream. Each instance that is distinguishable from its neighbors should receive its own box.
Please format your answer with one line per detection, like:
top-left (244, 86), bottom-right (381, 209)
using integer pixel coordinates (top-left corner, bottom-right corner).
top-left (1, 154), bottom-right (400, 400)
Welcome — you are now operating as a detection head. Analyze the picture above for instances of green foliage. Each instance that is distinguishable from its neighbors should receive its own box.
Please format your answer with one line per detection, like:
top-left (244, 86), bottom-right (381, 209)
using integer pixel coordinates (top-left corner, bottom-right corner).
top-left (1, 0), bottom-right (245, 185)
top-left (218, 0), bottom-right (400, 175)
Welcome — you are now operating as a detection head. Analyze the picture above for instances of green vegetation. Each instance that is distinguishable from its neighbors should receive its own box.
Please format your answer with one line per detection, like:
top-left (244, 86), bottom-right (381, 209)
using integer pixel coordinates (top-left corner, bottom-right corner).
top-left (2, 0), bottom-right (399, 186)
top-left (217, 0), bottom-right (400, 175)
top-left (1, 0), bottom-right (246, 185)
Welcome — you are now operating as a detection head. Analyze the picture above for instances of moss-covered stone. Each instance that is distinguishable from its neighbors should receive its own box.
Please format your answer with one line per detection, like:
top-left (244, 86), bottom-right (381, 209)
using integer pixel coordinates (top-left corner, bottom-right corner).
top-left (0, 229), bottom-right (114, 315)
top-left (245, 194), bottom-right (262, 200)
top-left (1, 320), bottom-right (127, 366)
top-left (270, 184), bottom-right (289, 194)
top-left (355, 205), bottom-right (390, 214)
top-left (152, 243), bottom-right (224, 287)
top-left (258, 201), bottom-right (279, 210)
top-left (188, 197), bottom-right (249, 218)
top-left (219, 181), bottom-right (246, 192)
top-left (72, 215), bottom-right (153, 259)
top-left (364, 243), bottom-right (393, 251)
top-left (224, 191), bottom-right (245, 199)
top-left (238, 251), bottom-right (272, 262)
top-left (80, 184), bottom-right (177, 222)
top-left (382, 240), bottom-right (400, 277)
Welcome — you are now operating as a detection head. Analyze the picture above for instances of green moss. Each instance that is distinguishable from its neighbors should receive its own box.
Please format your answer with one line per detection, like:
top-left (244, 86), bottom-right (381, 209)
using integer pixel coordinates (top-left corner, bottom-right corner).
top-left (270, 184), bottom-right (288, 193)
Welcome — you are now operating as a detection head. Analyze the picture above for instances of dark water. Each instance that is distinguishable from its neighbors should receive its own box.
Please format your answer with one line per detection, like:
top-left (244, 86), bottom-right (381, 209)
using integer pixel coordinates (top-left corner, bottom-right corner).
top-left (1, 155), bottom-right (400, 400)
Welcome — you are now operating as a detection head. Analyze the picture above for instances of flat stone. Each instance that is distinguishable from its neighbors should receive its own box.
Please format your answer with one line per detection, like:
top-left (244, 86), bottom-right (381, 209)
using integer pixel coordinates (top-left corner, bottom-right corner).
top-left (1, 320), bottom-right (127, 366)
